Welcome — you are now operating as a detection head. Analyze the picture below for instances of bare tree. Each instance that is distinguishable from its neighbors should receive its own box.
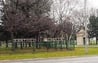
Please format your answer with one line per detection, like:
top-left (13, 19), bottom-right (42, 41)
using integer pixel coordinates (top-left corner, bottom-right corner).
top-left (51, 0), bottom-right (79, 23)
top-left (1, 0), bottom-right (53, 48)
top-left (49, 0), bottom-right (83, 49)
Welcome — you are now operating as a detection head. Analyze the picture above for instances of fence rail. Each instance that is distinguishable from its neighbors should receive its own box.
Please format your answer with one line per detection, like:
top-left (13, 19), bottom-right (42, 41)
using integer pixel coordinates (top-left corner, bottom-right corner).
top-left (0, 38), bottom-right (75, 51)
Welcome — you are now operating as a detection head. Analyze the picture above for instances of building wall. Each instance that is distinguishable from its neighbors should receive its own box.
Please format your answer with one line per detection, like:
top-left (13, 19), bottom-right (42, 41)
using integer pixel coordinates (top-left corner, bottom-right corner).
top-left (77, 36), bottom-right (84, 45)
top-left (76, 29), bottom-right (85, 46)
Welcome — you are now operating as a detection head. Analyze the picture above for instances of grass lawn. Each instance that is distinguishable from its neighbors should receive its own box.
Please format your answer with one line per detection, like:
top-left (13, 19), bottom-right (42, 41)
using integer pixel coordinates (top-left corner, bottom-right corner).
top-left (0, 47), bottom-right (98, 60)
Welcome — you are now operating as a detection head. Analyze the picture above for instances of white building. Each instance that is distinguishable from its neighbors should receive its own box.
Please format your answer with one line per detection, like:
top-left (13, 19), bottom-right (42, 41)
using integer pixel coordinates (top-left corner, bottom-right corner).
top-left (76, 28), bottom-right (85, 45)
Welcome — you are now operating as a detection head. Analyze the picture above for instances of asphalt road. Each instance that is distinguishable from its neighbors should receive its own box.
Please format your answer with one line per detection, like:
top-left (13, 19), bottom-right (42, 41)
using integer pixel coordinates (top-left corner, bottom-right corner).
top-left (1, 56), bottom-right (98, 63)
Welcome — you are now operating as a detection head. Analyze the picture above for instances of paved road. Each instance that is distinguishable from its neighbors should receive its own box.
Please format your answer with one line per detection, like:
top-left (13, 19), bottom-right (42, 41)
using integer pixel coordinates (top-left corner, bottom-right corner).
top-left (1, 56), bottom-right (98, 63)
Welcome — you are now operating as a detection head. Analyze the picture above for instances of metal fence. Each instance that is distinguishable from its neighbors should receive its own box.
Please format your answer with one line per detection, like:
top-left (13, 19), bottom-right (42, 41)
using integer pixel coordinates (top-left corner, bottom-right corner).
top-left (0, 38), bottom-right (75, 51)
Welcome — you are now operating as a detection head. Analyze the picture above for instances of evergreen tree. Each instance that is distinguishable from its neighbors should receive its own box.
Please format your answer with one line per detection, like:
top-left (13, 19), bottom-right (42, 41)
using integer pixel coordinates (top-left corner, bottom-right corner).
top-left (88, 15), bottom-right (98, 44)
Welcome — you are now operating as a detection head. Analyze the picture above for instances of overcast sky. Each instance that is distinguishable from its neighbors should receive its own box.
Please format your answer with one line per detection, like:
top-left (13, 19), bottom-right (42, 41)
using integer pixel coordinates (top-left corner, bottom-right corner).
top-left (84, 0), bottom-right (98, 9)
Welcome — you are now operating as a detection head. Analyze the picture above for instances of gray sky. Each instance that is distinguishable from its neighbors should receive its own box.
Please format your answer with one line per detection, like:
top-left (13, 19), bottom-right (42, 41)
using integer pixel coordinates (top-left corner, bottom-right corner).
top-left (88, 0), bottom-right (98, 8)
top-left (82, 0), bottom-right (98, 9)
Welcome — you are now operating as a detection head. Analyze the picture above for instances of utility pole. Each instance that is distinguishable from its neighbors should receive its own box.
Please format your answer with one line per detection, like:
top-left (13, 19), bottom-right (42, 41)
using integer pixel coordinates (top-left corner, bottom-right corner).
top-left (84, 0), bottom-right (88, 54)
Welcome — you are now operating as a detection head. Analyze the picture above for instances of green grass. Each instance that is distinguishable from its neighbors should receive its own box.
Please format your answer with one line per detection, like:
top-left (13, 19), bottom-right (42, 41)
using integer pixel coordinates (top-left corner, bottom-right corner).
top-left (1, 47), bottom-right (98, 60)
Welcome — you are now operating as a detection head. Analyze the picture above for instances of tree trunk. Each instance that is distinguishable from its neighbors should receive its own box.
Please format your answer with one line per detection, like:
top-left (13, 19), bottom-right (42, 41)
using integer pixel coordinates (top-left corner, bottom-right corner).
top-left (15, 42), bottom-right (18, 48)
top-left (65, 40), bottom-right (68, 49)
top-left (0, 41), bottom-right (1, 46)
top-left (28, 42), bottom-right (31, 47)
top-left (35, 33), bottom-right (40, 48)
top-left (96, 37), bottom-right (98, 45)
top-left (5, 40), bottom-right (8, 48)
top-left (88, 38), bottom-right (90, 45)
top-left (11, 32), bottom-right (15, 51)
top-left (20, 42), bottom-right (23, 49)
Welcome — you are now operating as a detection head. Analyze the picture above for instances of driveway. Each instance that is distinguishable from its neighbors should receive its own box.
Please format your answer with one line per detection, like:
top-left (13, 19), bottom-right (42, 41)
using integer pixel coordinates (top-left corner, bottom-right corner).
top-left (0, 56), bottom-right (98, 63)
